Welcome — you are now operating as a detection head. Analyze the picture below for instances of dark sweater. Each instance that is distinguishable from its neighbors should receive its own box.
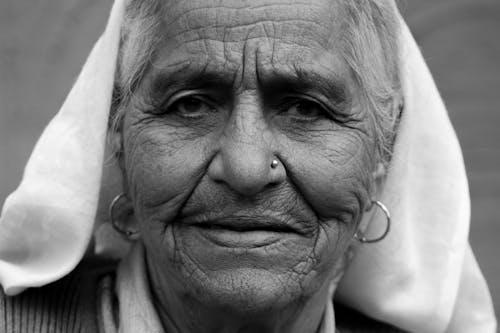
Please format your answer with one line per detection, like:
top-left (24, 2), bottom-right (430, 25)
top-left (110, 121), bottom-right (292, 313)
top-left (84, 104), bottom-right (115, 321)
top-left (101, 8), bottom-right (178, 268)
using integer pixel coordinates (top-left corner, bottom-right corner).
top-left (0, 258), bottom-right (405, 333)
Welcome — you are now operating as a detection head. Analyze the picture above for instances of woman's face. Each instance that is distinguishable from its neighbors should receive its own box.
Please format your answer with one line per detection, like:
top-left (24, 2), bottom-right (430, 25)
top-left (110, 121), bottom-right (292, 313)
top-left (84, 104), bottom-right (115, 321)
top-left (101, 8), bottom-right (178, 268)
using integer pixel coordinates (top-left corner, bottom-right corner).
top-left (122, 0), bottom-right (378, 316)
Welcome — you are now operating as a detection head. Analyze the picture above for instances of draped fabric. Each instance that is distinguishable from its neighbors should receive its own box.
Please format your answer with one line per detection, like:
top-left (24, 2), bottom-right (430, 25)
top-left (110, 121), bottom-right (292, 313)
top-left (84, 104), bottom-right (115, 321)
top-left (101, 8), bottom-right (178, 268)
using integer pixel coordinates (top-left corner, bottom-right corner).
top-left (0, 0), bottom-right (496, 331)
top-left (0, 0), bottom-right (125, 295)
top-left (336, 19), bottom-right (495, 332)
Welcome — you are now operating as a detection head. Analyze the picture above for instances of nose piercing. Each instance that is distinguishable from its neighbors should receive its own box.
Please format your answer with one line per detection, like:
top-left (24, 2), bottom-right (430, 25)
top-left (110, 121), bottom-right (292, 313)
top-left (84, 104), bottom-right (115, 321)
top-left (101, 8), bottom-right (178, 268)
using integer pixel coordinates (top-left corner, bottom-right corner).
top-left (271, 159), bottom-right (279, 169)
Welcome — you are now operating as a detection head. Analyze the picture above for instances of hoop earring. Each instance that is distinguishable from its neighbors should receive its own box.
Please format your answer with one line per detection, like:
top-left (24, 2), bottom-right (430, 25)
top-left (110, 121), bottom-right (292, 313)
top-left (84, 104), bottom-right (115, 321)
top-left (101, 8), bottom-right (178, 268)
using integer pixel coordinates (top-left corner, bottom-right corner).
top-left (109, 193), bottom-right (135, 238)
top-left (355, 200), bottom-right (391, 244)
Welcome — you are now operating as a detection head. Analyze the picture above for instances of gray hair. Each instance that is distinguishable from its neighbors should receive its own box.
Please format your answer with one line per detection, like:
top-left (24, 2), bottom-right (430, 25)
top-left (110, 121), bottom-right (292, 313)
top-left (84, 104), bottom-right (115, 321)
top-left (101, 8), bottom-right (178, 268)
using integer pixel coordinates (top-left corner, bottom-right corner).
top-left (111, 0), bottom-right (402, 165)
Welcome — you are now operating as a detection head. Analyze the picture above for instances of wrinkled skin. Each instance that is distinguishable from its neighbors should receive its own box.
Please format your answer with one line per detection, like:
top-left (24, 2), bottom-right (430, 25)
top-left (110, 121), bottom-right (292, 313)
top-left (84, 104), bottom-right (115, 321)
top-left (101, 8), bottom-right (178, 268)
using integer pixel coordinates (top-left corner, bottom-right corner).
top-left (121, 0), bottom-right (380, 331)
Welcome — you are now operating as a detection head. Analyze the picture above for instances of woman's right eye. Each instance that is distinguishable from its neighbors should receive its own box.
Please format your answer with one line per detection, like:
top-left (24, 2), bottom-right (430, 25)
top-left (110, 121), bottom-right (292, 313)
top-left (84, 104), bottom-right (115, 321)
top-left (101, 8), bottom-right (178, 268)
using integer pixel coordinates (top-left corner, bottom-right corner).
top-left (167, 96), bottom-right (215, 119)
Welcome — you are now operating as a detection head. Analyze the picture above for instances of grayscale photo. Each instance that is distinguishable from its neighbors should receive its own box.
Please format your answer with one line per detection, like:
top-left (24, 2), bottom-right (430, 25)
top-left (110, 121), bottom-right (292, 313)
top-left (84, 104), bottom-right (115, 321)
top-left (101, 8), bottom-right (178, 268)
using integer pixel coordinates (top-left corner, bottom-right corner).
top-left (0, 0), bottom-right (498, 332)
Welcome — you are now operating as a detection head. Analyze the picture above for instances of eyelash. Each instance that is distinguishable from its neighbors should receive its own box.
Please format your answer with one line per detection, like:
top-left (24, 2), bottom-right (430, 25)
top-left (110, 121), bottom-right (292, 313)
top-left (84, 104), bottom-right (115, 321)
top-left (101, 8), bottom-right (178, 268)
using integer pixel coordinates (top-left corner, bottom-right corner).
top-left (278, 97), bottom-right (336, 122)
top-left (147, 93), bottom-right (216, 118)
top-left (168, 96), bottom-right (215, 118)
top-left (146, 92), bottom-right (349, 125)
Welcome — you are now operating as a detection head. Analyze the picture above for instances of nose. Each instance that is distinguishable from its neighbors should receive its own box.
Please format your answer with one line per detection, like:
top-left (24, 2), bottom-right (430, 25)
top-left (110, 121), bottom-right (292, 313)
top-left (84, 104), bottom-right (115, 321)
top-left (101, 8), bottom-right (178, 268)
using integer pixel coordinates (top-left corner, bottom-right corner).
top-left (207, 99), bottom-right (285, 196)
top-left (208, 144), bottom-right (285, 196)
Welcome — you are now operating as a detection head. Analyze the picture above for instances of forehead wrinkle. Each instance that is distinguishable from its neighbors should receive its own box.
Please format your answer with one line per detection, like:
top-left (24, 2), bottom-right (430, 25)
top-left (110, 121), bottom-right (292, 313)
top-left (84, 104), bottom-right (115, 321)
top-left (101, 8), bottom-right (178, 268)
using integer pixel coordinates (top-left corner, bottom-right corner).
top-left (168, 18), bottom-right (326, 40)
top-left (155, 28), bottom-right (347, 84)
top-left (146, 0), bottom-right (352, 93)
top-left (148, 35), bottom-right (352, 97)
top-left (159, 0), bottom-right (343, 48)
top-left (163, 1), bottom-right (326, 30)
top-left (152, 37), bottom-right (241, 75)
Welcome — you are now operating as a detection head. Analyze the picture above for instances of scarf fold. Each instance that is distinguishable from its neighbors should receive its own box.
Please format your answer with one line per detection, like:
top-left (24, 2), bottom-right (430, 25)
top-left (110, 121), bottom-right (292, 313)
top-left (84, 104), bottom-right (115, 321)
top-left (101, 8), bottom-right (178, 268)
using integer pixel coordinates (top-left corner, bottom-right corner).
top-left (0, 0), bottom-right (124, 295)
top-left (114, 244), bottom-right (165, 333)
top-left (336, 16), bottom-right (496, 332)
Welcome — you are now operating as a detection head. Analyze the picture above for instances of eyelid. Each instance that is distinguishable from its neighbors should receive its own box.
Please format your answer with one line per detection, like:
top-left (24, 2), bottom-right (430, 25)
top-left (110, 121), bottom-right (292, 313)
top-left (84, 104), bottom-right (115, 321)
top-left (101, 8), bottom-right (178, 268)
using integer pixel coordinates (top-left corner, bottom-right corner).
top-left (163, 90), bottom-right (214, 110)
top-left (142, 90), bottom-right (215, 117)
top-left (277, 94), bottom-right (359, 126)
top-left (300, 93), bottom-right (355, 121)
top-left (302, 93), bottom-right (344, 110)
top-left (280, 94), bottom-right (335, 114)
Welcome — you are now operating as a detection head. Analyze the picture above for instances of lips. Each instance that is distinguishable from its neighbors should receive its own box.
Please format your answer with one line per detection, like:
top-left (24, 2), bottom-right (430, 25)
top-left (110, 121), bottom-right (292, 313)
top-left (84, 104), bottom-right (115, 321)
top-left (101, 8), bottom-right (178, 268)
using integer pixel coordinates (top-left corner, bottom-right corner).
top-left (174, 209), bottom-right (314, 249)
top-left (191, 216), bottom-right (297, 233)
top-left (178, 215), bottom-right (300, 248)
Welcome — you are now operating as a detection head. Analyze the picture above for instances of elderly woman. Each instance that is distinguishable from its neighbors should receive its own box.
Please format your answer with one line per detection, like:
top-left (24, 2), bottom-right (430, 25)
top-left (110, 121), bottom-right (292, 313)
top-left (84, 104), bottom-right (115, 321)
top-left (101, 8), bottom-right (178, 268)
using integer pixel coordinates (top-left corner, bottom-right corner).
top-left (0, 0), bottom-right (496, 332)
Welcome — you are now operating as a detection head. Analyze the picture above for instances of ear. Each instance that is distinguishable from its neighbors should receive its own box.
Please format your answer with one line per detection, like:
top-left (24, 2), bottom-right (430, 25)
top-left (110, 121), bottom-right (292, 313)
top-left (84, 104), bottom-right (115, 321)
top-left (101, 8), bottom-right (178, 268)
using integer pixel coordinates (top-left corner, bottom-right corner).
top-left (353, 162), bottom-right (389, 244)
top-left (371, 162), bottom-right (387, 201)
top-left (111, 194), bottom-right (141, 241)
top-left (107, 124), bottom-right (125, 164)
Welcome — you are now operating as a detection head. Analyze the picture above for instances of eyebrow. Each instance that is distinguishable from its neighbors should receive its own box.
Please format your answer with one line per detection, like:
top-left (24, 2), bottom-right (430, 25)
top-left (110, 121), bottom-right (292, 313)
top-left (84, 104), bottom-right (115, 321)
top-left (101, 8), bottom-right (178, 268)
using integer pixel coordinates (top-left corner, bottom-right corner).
top-left (147, 62), bottom-right (235, 100)
top-left (146, 61), bottom-right (351, 108)
top-left (257, 64), bottom-right (351, 107)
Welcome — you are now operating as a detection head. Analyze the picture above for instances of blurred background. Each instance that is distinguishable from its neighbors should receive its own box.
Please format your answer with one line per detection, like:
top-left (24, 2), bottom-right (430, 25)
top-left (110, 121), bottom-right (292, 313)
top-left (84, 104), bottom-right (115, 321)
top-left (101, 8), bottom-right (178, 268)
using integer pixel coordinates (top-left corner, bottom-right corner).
top-left (0, 0), bottom-right (499, 317)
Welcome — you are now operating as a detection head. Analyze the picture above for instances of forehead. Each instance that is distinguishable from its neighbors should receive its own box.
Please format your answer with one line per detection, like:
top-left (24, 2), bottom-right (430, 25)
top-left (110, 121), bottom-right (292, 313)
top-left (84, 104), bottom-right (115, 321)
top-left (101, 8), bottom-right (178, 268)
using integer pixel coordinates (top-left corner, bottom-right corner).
top-left (151, 0), bottom-right (348, 78)
top-left (161, 0), bottom-right (344, 45)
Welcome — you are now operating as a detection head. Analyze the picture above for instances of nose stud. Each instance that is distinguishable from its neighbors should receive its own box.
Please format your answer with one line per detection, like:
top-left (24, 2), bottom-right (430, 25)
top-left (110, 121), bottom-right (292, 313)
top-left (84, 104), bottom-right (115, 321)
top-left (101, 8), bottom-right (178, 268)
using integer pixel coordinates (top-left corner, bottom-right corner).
top-left (271, 159), bottom-right (279, 169)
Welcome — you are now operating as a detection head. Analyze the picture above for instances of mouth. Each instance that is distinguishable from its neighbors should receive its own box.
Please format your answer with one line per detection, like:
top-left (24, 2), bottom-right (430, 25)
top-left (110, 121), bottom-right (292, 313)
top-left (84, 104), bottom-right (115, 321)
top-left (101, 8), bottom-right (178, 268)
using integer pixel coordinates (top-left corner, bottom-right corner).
top-left (194, 217), bottom-right (296, 233)
top-left (181, 215), bottom-right (301, 248)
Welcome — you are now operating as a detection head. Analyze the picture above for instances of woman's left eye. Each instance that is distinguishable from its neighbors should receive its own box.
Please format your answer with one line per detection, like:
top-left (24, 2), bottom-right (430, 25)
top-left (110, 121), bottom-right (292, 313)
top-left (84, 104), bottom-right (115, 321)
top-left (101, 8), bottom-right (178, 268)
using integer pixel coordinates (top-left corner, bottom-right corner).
top-left (284, 100), bottom-right (327, 121)
top-left (169, 96), bottom-right (214, 118)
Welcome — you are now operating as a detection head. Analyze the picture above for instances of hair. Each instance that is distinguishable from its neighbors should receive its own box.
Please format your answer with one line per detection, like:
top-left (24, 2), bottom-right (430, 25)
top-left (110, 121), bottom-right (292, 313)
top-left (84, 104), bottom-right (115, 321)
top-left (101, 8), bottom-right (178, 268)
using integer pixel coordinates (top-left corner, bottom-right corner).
top-left (340, 0), bottom-right (402, 165)
top-left (110, 0), bottom-right (403, 166)
top-left (110, 0), bottom-right (164, 134)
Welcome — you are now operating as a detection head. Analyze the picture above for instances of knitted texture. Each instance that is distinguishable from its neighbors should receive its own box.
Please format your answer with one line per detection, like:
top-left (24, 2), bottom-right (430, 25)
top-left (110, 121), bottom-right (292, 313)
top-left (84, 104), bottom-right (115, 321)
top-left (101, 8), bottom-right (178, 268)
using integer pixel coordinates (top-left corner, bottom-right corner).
top-left (0, 257), bottom-right (404, 333)
top-left (0, 258), bottom-right (116, 333)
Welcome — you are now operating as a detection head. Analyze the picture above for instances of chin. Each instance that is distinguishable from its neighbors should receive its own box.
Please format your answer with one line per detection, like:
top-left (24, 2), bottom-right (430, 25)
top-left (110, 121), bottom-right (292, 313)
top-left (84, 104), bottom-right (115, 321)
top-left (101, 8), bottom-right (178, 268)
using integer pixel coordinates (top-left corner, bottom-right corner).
top-left (181, 267), bottom-right (308, 317)
top-left (168, 225), bottom-right (323, 313)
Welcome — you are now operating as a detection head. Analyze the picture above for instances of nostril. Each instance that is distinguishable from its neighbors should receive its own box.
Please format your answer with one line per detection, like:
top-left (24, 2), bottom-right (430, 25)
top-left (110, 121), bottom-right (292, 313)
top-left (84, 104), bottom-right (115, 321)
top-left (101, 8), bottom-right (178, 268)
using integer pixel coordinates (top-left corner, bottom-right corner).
top-left (264, 181), bottom-right (281, 192)
top-left (207, 150), bottom-right (286, 196)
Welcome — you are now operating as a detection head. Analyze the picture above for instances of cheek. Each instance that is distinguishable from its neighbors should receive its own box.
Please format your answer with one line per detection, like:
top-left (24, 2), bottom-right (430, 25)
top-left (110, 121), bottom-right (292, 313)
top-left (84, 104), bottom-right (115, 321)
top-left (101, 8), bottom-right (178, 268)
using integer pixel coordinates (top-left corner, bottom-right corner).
top-left (122, 117), bottom-right (213, 229)
top-left (275, 128), bottom-right (375, 284)
top-left (280, 127), bottom-right (375, 225)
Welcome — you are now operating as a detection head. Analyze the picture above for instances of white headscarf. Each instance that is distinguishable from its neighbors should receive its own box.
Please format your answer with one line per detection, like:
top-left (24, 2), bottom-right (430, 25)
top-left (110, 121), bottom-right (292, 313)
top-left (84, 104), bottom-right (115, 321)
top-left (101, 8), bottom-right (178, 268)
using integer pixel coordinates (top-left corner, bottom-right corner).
top-left (0, 0), bottom-right (496, 331)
